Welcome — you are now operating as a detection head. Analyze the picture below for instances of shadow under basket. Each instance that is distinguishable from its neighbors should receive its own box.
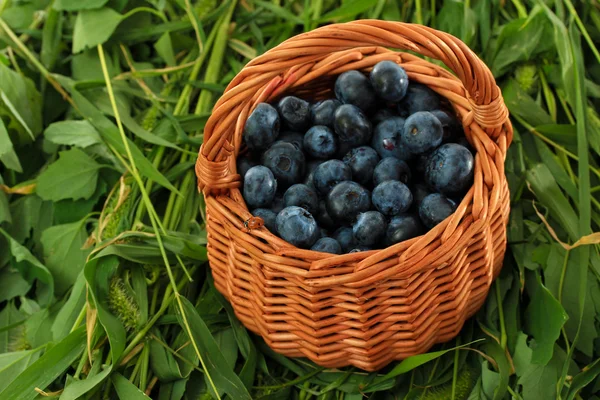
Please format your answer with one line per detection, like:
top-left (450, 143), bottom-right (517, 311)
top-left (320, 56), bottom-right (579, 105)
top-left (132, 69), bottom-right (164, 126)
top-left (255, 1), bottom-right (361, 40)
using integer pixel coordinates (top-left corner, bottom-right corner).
top-left (196, 20), bottom-right (513, 371)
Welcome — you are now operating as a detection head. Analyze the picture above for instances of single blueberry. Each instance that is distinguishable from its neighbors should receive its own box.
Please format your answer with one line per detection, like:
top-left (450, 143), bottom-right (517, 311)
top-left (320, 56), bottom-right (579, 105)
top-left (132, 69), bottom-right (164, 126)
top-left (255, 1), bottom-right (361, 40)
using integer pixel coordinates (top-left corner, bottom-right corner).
top-left (371, 117), bottom-right (411, 160)
top-left (276, 131), bottom-right (304, 151)
top-left (430, 110), bottom-right (461, 143)
top-left (401, 111), bottom-right (443, 154)
top-left (312, 160), bottom-right (352, 196)
top-left (311, 99), bottom-right (341, 128)
top-left (251, 208), bottom-right (278, 234)
top-left (243, 166), bottom-right (277, 209)
top-left (386, 214), bottom-right (424, 245)
top-left (334, 104), bottom-right (372, 147)
top-left (283, 184), bottom-right (319, 215)
top-left (276, 206), bottom-right (319, 248)
top-left (315, 200), bottom-right (336, 230)
top-left (311, 237), bottom-right (342, 254)
top-left (419, 193), bottom-right (457, 229)
top-left (373, 157), bottom-right (411, 186)
top-left (397, 83), bottom-right (442, 118)
top-left (349, 245), bottom-right (372, 253)
top-left (333, 227), bottom-right (357, 253)
top-left (372, 180), bottom-right (413, 216)
top-left (243, 103), bottom-right (280, 150)
top-left (262, 142), bottom-right (306, 189)
top-left (353, 211), bottom-right (387, 246)
top-left (271, 195), bottom-right (285, 214)
top-left (425, 143), bottom-right (474, 196)
top-left (334, 70), bottom-right (377, 113)
top-left (342, 146), bottom-right (380, 186)
top-left (370, 61), bottom-right (409, 102)
top-left (237, 154), bottom-right (257, 180)
top-left (372, 108), bottom-right (398, 125)
top-left (304, 125), bottom-right (337, 159)
top-left (277, 96), bottom-right (311, 131)
top-left (326, 181), bottom-right (371, 223)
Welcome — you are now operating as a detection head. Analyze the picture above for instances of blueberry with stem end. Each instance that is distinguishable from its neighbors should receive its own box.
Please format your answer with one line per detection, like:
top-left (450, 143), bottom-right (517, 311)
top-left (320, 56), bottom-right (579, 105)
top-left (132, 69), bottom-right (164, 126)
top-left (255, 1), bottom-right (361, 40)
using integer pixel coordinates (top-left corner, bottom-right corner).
top-left (243, 103), bottom-right (280, 150)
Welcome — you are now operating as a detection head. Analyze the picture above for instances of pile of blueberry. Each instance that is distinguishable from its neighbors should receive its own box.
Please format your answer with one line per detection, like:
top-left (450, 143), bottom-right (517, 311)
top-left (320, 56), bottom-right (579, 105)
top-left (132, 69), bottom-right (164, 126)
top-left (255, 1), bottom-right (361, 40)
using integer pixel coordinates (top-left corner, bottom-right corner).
top-left (238, 61), bottom-right (474, 254)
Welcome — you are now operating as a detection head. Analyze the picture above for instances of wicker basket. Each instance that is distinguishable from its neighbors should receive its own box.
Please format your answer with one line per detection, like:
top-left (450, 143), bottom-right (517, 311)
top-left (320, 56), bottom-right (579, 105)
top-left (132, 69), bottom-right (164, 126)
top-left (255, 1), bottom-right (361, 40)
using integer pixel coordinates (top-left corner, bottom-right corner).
top-left (195, 20), bottom-right (513, 371)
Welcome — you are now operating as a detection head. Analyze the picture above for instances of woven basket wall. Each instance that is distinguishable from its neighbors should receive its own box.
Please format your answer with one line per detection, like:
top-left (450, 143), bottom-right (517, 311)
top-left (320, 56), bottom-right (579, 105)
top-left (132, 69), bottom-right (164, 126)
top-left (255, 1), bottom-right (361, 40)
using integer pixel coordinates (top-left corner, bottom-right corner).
top-left (196, 20), bottom-right (513, 371)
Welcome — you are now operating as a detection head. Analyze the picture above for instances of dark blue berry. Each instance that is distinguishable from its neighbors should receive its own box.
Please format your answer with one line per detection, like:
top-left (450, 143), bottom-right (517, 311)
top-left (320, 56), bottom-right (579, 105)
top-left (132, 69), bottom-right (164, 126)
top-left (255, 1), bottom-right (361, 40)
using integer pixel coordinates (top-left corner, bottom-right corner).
top-left (313, 160), bottom-right (352, 196)
top-left (283, 184), bottom-right (319, 215)
top-left (349, 245), bottom-right (372, 253)
top-left (401, 111), bottom-right (443, 154)
top-left (397, 83), bottom-right (442, 118)
top-left (277, 96), bottom-right (311, 131)
top-left (334, 70), bottom-right (377, 113)
top-left (326, 181), bottom-right (371, 223)
top-left (342, 146), bottom-right (380, 186)
top-left (276, 206), bottom-right (319, 248)
top-left (315, 201), bottom-right (335, 230)
top-left (243, 103), bottom-right (280, 150)
top-left (243, 166), bottom-right (277, 209)
top-left (252, 208), bottom-right (278, 234)
top-left (304, 126), bottom-right (337, 159)
top-left (311, 99), bottom-right (341, 128)
top-left (353, 211), bottom-right (387, 246)
top-left (373, 157), bottom-right (411, 186)
top-left (419, 193), bottom-right (456, 229)
top-left (430, 110), bottom-right (461, 143)
top-left (332, 227), bottom-right (356, 253)
top-left (370, 61), bottom-right (409, 102)
top-left (371, 117), bottom-right (411, 160)
top-left (334, 104), bottom-right (372, 147)
top-left (425, 143), bottom-right (474, 196)
top-left (237, 154), bottom-right (257, 180)
top-left (386, 214), bottom-right (423, 245)
top-left (276, 131), bottom-right (304, 151)
top-left (262, 142), bottom-right (306, 189)
top-left (372, 180), bottom-right (413, 216)
top-left (372, 108), bottom-right (398, 125)
top-left (311, 237), bottom-right (342, 254)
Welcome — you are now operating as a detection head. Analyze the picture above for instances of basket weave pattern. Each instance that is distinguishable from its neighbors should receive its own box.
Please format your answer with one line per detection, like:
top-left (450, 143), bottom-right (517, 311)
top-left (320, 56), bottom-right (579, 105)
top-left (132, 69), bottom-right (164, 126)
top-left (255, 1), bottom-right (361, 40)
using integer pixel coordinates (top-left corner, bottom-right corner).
top-left (196, 20), bottom-right (513, 371)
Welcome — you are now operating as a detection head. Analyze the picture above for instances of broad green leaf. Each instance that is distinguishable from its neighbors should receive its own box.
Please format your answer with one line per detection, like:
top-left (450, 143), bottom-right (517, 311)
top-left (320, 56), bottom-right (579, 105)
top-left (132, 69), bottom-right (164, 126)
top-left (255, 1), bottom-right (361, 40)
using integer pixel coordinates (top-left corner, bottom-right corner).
top-left (155, 32), bottom-right (176, 66)
top-left (44, 120), bottom-right (102, 148)
top-left (0, 268), bottom-right (31, 302)
top-left (53, 179), bottom-right (108, 224)
top-left (214, 328), bottom-right (237, 369)
top-left (437, 0), bottom-right (477, 47)
top-left (0, 189), bottom-right (9, 225)
top-left (72, 8), bottom-right (124, 53)
top-left (6, 195), bottom-right (41, 243)
top-left (54, 0), bottom-right (109, 11)
top-left (37, 148), bottom-right (103, 202)
top-left (51, 272), bottom-right (86, 341)
top-left (60, 365), bottom-right (112, 400)
top-left (0, 118), bottom-right (22, 172)
top-left (0, 326), bottom-right (86, 400)
top-left (40, 8), bottom-right (63, 71)
top-left (0, 229), bottom-right (54, 307)
top-left (525, 270), bottom-right (568, 365)
top-left (503, 79), bottom-right (553, 126)
top-left (149, 329), bottom-right (184, 382)
top-left (177, 296), bottom-right (252, 400)
top-left (0, 302), bottom-right (28, 353)
top-left (0, 350), bottom-right (42, 393)
top-left (565, 358), bottom-right (600, 400)
top-left (41, 219), bottom-right (91, 295)
top-left (158, 378), bottom-right (187, 400)
top-left (112, 372), bottom-right (151, 399)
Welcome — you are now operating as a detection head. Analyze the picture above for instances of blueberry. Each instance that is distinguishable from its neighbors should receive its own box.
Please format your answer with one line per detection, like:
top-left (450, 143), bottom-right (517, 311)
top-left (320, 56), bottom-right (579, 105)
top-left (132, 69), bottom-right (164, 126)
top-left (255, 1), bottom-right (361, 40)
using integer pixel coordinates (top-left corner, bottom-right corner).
top-left (342, 146), bottom-right (380, 186)
top-left (371, 117), bottom-right (411, 160)
top-left (349, 245), bottom-right (372, 253)
top-left (352, 211), bottom-right (387, 246)
top-left (243, 103), bottom-right (280, 151)
top-left (315, 200), bottom-right (335, 230)
top-left (243, 166), bottom-right (277, 209)
top-left (370, 61), bottom-right (409, 102)
top-left (262, 142), bottom-right (306, 189)
top-left (425, 143), bottom-right (474, 196)
top-left (430, 110), bottom-right (461, 143)
top-left (252, 208), bottom-right (278, 234)
top-left (303, 160), bottom-right (323, 190)
top-left (276, 131), bottom-right (304, 151)
top-left (397, 83), bottom-right (442, 118)
top-left (419, 193), bottom-right (456, 229)
top-left (373, 157), bottom-right (411, 186)
top-left (237, 154), bottom-right (257, 180)
top-left (277, 96), bottom-right (311, 131)
top-left (271, 195), bottom-right (285, 214)
top-left (386, 214), bottom-right (424, 245)
top-left (401, 111), bottom-right (443, 154)
top-left (276, 206), bottom-right (319, 248)
top-left (372, 180), bottom-right (413, 216)
top-left (332, 227), bottom-right (356, 253)
top-left (311, 99), bottom-right (341, 127)
top-left (334, 104), bottom-right (372, 147)
top-left (411, 183), bottom-right (431, 209)
top-left (372, 108), bottom-right (398, 125)
top-left (326, 181), bottom-right (371, 223)
top-left (313, 160), bottom-right (352, 196)
top-left (334, 70), bottom-right (377, 113)
top-left (311, 237), bottom-right (342, 254)
top-left (304, 126), bottom-right (337, 159)
top-left (283, 184), bottom-right (319, 215)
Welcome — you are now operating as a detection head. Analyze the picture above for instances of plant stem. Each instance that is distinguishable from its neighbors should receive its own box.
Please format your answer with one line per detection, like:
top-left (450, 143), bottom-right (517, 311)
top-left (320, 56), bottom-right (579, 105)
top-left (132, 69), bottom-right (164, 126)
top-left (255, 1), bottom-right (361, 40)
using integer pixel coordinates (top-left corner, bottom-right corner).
top-left (495, 280), bottom-right (508, 350)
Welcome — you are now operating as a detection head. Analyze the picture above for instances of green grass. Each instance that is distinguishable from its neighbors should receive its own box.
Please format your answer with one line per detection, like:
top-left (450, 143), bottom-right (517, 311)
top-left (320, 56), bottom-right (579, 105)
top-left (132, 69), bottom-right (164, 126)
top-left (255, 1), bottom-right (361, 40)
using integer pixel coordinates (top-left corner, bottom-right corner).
top-left (0, 0), bottom-right (599, 399)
